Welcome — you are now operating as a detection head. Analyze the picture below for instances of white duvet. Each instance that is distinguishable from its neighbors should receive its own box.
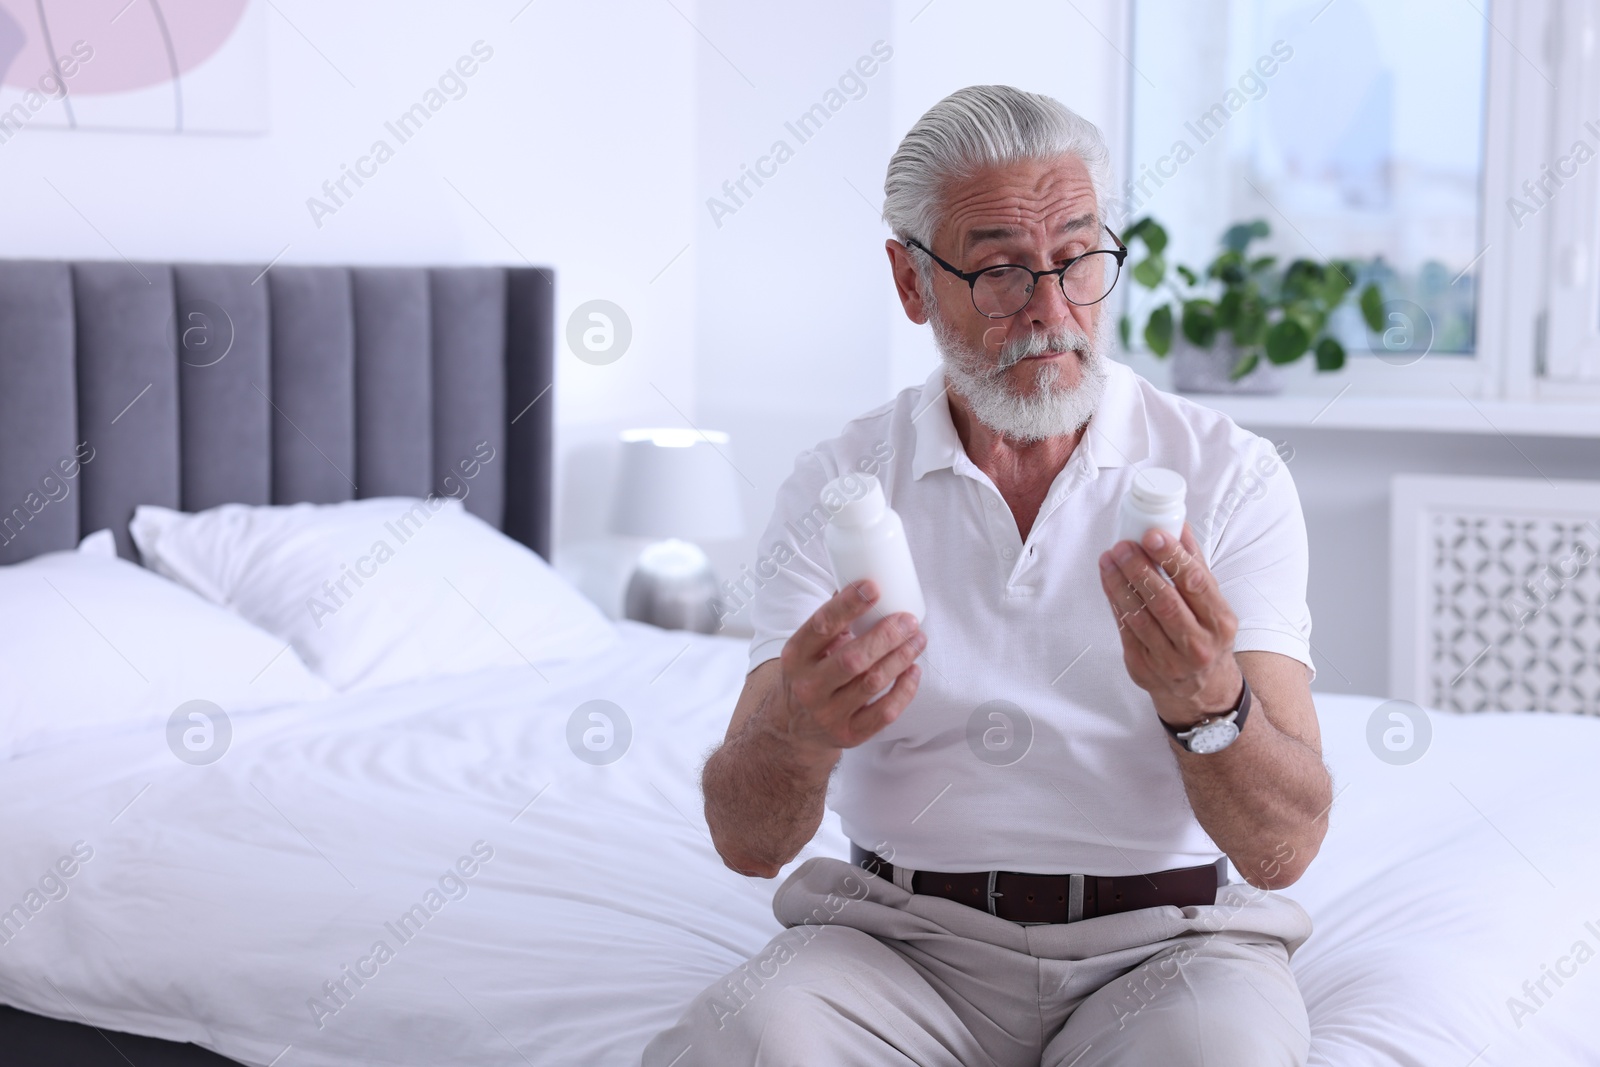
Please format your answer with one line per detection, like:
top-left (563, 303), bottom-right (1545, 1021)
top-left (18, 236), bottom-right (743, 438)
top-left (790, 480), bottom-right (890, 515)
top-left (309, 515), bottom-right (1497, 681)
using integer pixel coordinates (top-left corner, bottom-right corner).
top-left (1, 620), bottom-right (1596, 1066)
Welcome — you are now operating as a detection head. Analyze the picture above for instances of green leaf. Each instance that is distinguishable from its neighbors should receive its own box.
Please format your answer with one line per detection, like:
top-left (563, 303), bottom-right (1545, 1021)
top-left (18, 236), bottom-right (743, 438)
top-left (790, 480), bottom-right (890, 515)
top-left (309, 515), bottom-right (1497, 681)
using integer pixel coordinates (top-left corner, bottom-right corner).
top-left (1248, 255), bottom-right (1278, 274)
top-left (1144, 304), bottom-right (1174, 356)
top-left (1265, 318), bottom-right (1311, 364)
top-left (1282, 260), bottom-right (1323, 301)
top-left (1221, 219), bottom-right (1270, 253)
top-left (1118, 314), bottom-right (1131, 349)
top-left (1358, 283), bottom-right (1386, 332)
top-left (1180, 300), bottom-right (1218, 347)
top-left (1286, 302), bottom-right (1326, 339)
top-left (1211, 253), bottom-right (1248, 286)
top-left (1232, 300), bottom-right (1266, 346)
top-left (1320, 266), bottom-right (1353, 307)
top-left (1228, 350), bottom-right (1260, 381)
top-left (1314, 336), bottom-right (1345, 371)
top-left (1216, 289), bottom-right (1242, 329)
top-left (1132, 254), bottom-right (1166, 289)
top-left (1140, 219), bottom-right (1168, 255)
top-left (1124, 217), bottom-right (1168, 256)
top-left (1175, 263), bottom-right (1198, 286)
top-left (1221, 224), bottom-right (1254, 253)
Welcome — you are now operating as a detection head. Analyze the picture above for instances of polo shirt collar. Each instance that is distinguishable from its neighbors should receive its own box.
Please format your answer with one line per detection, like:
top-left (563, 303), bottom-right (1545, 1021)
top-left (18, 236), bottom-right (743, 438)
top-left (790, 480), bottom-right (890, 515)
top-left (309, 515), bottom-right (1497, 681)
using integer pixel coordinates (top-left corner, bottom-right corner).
top-left (911, 358), bottom-right (1150, 480)
top-left (910, 366), bottom-right (966, 480)
top-left (1083, 358), bottom-right (1151, 468)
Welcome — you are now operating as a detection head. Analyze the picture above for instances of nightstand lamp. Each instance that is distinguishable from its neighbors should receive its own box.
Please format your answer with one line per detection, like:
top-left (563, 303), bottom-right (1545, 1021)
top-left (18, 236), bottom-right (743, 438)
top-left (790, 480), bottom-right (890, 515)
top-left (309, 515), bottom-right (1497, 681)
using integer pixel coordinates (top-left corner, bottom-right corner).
top-left (610, 428), bottom-right (744, 633)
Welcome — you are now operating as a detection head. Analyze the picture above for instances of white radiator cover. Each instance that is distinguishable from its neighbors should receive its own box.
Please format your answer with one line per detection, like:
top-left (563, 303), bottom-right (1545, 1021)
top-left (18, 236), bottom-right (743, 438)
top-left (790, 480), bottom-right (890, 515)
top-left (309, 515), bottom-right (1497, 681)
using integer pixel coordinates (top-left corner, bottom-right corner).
top-left (1390, 474), bottom-right (1600, 715)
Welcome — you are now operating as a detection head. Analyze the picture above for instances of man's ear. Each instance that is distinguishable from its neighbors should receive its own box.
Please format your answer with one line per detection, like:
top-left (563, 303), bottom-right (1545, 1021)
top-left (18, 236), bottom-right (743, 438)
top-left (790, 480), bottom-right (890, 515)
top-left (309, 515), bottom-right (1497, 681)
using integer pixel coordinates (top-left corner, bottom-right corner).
top-left (887, 240), bottom-right (930, 325)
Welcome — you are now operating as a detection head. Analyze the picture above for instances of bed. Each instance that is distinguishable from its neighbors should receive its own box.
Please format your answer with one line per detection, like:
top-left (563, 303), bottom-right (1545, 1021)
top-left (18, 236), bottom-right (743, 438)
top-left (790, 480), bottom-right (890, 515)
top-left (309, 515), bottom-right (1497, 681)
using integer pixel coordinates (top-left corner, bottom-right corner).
top-left (1, 260), bottom-right (1597, 1066)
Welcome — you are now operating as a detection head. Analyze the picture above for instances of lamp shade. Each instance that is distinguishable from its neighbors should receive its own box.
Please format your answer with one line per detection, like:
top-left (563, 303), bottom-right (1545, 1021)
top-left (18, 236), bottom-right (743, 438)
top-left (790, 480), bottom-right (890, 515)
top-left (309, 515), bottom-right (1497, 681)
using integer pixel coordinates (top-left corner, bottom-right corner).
top-left (609, 428), bottom-right (745, 542)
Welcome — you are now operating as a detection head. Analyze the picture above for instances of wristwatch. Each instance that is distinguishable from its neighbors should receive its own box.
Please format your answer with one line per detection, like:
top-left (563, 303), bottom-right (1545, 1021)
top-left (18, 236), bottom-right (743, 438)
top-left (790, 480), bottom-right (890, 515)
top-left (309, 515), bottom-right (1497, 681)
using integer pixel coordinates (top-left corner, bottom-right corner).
top-left (1161, 676), bottom-right (1251, 754)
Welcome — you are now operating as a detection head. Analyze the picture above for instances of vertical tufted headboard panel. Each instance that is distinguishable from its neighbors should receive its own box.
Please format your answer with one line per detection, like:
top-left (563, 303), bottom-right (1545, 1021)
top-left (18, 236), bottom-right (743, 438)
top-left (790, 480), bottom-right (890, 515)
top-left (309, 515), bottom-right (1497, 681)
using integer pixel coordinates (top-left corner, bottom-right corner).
top-left (0, 261), bottom-right (555, 565)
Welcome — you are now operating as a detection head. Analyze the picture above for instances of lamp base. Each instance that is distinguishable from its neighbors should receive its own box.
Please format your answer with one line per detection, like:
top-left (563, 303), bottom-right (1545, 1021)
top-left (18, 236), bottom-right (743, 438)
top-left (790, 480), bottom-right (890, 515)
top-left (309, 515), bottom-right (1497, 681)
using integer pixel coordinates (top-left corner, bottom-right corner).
top-left (623, 539), bottom-right (724, 633)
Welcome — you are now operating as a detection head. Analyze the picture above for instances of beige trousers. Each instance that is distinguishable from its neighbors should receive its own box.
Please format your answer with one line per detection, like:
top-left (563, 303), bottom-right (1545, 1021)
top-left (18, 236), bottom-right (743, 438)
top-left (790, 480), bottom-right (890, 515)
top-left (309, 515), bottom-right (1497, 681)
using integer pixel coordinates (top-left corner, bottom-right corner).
top-left (642, 856), bottom-right (1313, 1067)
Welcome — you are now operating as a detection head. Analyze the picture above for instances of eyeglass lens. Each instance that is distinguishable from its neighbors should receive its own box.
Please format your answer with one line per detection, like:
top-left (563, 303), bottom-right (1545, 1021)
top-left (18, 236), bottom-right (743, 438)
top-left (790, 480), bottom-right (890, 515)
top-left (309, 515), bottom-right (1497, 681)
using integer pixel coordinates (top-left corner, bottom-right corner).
top-left (971, 252), bottom-right (1121, 317)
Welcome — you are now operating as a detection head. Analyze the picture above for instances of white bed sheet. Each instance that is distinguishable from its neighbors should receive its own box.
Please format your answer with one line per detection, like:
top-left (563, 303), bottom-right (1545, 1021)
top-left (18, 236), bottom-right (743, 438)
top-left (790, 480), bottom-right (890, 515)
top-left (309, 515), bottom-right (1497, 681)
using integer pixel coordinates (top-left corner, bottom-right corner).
top-left (0, 620), bottom-right (1596, 1066)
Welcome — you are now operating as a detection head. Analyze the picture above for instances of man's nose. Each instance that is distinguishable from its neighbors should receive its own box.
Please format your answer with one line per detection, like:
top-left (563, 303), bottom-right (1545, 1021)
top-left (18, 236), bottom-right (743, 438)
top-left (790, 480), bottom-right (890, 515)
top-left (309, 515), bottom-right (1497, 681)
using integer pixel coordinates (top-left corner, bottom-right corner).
top-left (1023, 271), bottom-right (1082, 335)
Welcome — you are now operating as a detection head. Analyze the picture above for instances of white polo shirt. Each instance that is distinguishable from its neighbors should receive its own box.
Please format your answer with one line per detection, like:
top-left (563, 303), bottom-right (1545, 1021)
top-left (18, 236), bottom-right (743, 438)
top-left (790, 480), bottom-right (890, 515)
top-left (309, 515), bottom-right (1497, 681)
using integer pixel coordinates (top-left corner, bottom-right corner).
top-left (745, 358), bottom-right (1314, 876)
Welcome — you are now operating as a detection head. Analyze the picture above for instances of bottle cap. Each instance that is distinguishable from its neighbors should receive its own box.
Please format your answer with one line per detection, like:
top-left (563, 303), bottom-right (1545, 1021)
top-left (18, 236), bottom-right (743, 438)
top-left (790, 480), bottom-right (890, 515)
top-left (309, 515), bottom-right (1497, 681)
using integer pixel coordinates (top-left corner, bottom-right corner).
top-left (823, 473), bottom-right (886, 528)
top-left (1129, 467), bottom-right (1186, 510)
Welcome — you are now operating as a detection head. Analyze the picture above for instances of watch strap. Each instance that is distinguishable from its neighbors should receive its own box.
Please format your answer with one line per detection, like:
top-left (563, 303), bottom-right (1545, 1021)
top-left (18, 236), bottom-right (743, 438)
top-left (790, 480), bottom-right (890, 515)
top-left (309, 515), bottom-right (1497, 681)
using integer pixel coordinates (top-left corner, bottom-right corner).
top-left (1161, 675), bottom-right (1251, 742)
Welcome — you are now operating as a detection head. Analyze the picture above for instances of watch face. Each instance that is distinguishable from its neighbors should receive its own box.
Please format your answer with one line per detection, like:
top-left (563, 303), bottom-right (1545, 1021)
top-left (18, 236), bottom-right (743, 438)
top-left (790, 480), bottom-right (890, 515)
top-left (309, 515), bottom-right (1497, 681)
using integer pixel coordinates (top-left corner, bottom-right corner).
top-left (1187, 720), bottom-right (1240, 754)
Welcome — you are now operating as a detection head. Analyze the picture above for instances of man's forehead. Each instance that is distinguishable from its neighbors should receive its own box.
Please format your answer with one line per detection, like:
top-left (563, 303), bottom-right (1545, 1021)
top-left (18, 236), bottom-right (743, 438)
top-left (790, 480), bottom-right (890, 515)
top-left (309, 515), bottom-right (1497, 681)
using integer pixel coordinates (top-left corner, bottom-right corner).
top-left (962, 213), bottom-right (1098, 248)
top-left (938, 158), bottom-right (1099, 251)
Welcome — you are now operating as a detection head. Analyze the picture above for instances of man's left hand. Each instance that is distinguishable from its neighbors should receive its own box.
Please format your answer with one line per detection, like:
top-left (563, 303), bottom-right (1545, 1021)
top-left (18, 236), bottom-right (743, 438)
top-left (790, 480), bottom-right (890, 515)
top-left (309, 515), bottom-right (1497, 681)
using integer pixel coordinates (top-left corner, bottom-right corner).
top-left (1097, 522), bottom-right (1243, 730)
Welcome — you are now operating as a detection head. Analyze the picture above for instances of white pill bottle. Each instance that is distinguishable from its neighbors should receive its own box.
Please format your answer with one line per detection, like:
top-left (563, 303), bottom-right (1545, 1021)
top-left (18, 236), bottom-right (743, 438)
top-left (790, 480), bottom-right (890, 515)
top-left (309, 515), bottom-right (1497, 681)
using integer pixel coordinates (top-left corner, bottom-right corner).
top-left (1116, 467), bottom-right (1188, 547)
top-left (821, 473), bottom-right (926, 638)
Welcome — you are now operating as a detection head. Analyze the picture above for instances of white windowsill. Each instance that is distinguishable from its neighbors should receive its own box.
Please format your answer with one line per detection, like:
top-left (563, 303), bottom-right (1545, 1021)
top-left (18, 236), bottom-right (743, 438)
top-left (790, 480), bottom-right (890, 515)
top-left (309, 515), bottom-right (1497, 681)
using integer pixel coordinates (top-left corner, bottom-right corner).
top-left (1193, 393), bottom-right (1600, 439)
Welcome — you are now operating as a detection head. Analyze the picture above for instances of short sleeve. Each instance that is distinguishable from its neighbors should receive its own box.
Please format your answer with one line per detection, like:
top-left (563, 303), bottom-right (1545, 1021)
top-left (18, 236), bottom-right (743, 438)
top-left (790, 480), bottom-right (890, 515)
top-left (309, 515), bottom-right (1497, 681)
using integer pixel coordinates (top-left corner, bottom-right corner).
top-left (1205, 436), bottom-right (1316, 683)
top-left (743, 449), bottom-right (843, 673)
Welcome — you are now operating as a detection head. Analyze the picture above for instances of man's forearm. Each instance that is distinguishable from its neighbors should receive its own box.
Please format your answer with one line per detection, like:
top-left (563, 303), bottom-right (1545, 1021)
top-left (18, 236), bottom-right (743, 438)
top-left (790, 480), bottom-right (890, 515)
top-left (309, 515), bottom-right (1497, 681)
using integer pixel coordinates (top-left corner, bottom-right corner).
top-left (703, 712), bottom-right (840, 879)
top-left (1171, 685), bottom-right (1331, 889)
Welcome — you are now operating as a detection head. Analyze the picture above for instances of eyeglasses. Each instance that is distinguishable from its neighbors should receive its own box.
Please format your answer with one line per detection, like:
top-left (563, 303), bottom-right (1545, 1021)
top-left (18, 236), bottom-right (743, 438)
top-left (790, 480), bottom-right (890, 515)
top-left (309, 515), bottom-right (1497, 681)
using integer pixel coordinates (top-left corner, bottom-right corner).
top-left (906, 224), bottom-right (1128, 318)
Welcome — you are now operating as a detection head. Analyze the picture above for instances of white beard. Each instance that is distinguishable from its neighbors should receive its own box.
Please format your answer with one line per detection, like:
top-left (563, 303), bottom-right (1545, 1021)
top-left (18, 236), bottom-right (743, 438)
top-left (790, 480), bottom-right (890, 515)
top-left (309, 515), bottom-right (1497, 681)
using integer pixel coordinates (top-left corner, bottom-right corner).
top-left (931, 305), bottom-right (1112, 444)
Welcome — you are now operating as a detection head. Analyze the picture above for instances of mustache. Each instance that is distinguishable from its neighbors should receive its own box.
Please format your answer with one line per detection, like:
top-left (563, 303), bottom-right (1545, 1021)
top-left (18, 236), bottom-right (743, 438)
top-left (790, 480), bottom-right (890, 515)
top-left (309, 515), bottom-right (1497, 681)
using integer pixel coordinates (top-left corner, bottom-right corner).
top-left (993, 326), bottom-right (1094, 371)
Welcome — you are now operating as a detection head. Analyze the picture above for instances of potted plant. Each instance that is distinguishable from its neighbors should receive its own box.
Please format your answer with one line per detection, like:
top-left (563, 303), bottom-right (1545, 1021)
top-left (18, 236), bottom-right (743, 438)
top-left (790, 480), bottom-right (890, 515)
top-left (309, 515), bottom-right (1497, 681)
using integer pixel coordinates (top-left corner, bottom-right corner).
top-left (1117, 217), bottom-right (1388, 394)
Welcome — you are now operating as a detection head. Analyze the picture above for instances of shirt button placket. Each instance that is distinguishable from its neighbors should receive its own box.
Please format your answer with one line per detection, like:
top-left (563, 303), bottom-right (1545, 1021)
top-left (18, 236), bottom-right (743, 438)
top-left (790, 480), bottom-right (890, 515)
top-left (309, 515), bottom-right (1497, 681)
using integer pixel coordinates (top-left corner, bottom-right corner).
top-left (981, 491), bottom-right (1017, 575)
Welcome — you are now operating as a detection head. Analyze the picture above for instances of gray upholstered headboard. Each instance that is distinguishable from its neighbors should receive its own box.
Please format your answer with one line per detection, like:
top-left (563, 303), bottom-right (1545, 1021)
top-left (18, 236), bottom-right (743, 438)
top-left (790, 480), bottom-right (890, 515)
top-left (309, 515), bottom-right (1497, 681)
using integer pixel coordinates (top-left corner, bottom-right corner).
top-left (0, 261), bottom-right (554, 565)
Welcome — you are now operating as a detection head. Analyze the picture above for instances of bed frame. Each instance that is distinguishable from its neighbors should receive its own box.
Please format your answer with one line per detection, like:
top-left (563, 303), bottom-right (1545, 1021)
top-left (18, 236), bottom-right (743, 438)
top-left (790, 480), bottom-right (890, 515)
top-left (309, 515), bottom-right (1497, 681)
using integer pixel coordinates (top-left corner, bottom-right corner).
top-left (0, 258), bottom-right (557, 1064)
top-left (0, 260), bottom-right (554, 566)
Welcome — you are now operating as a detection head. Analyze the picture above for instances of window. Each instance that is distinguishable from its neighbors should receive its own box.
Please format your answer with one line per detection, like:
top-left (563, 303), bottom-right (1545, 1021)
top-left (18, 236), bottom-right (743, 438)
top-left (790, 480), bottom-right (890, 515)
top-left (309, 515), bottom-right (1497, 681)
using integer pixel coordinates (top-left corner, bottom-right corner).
top-left (1126, 0), bottom-right (1506, 389)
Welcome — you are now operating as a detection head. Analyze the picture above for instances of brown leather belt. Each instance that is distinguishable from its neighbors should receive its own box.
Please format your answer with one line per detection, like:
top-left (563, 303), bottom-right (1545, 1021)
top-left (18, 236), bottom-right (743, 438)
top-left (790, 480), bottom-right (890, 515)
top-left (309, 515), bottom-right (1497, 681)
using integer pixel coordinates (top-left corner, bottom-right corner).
top-left (850, 842), bottom-right (1224, 926)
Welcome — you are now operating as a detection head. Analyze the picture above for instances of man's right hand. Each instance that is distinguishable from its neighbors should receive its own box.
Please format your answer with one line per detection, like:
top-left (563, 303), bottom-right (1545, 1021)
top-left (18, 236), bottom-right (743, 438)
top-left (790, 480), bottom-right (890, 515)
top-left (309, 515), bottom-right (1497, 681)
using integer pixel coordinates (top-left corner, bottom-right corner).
top-left (765, 580), bottom-right (926, 761)
top-left (704, 582), bottom-right (924, 878)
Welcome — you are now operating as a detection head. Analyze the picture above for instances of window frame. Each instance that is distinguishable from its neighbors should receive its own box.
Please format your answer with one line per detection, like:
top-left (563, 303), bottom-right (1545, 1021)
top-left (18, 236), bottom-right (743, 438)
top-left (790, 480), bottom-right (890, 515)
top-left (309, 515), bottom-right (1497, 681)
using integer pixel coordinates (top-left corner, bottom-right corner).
top-left (1531, 0), bottom-right (1600, 396)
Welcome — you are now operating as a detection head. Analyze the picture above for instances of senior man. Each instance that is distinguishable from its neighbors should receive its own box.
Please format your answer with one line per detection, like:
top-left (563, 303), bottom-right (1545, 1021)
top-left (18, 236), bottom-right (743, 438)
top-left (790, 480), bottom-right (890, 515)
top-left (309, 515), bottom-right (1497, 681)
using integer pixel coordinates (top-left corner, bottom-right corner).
top-left (644, 85), bottom-right (1331, 1067)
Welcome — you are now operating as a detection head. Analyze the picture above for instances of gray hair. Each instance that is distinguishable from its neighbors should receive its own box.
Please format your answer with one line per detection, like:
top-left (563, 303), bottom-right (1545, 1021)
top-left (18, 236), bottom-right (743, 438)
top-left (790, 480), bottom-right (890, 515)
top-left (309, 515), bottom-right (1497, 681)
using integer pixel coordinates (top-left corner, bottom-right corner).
top-left (882, 85), bottom-right (1115, 253)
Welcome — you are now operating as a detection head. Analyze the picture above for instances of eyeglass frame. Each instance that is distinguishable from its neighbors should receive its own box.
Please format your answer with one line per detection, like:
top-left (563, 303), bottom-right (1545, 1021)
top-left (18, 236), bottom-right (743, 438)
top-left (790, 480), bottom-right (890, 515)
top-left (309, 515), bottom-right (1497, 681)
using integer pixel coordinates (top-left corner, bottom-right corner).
top-left (904, 224), bottom-right (1129, 318)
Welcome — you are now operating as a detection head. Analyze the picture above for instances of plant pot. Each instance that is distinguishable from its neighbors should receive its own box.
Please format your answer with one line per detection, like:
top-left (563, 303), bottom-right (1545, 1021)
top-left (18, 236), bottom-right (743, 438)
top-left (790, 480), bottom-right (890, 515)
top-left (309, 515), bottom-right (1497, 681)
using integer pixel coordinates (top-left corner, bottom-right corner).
top-left (1169, 337), bottom-right (1285, 396)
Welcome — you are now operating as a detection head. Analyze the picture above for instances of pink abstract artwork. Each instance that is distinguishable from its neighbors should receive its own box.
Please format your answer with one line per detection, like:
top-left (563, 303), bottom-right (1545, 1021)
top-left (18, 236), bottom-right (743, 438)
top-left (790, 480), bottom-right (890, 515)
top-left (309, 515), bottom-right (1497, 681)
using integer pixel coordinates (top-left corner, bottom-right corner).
top-left (0, 0), bottom-right (266, 135)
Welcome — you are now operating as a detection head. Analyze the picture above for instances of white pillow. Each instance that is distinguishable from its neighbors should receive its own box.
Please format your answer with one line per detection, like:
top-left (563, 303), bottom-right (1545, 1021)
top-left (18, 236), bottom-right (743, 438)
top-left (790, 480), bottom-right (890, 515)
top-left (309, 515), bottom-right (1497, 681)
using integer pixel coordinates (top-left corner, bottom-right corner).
top-left (130, 497), bottom-right (618, 692)
top-left (77, 528), bottom-right (117, 557)
top-left (0, 548), bottom-right (334, 762)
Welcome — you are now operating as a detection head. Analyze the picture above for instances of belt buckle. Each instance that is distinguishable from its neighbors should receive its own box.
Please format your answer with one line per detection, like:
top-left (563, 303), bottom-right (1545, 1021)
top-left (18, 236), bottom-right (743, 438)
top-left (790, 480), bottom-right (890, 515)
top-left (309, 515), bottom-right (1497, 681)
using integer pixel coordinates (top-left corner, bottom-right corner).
top-left (990, 871), bottom-right (1087, 925)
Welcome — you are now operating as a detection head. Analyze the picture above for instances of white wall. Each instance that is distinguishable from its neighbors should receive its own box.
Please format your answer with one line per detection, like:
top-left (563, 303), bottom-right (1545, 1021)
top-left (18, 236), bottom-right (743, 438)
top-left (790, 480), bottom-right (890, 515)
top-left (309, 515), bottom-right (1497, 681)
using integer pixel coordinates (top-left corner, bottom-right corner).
top-left (0, 0), bottom-right (701, 559)
top-left (688, 0), bottom-right (895, 601)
